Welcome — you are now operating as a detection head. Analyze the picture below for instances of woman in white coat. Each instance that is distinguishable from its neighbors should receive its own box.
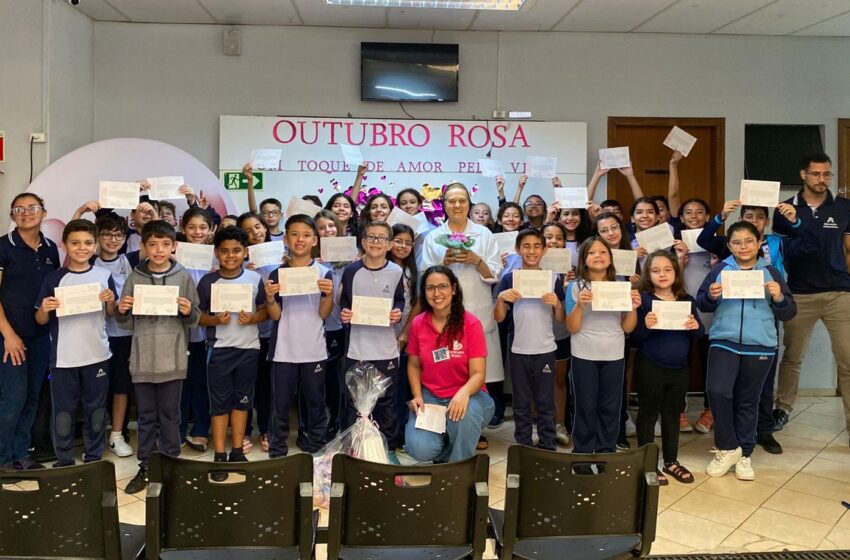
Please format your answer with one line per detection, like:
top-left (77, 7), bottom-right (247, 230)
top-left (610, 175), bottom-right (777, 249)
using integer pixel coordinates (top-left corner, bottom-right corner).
top-left (421, 183), bottom-right (504, 447)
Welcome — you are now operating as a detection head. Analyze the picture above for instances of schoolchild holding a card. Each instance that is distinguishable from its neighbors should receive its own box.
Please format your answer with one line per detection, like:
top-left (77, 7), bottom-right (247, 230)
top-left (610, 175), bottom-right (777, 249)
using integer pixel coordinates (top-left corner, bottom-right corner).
top-left (631, 250), bottom-right (703, 485)
top-left (565, 237), bottom-right (640, 454)
top-left (36, 219), bottom-right (117, 467)
top-left (697, 222), bottom-right (796, 481)
top-left (116, 220), bottom-right (200, 494)
top-left (264, 215), bottom-right (334, 457)
top-left (196, 227), bottom-right (267, 473)
top-left (494, 229), bottom-right (565, 451)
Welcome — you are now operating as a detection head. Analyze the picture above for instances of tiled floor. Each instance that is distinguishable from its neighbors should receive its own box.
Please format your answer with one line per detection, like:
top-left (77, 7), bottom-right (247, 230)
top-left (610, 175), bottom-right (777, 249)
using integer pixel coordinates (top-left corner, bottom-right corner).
top-left (7, 395), bottom-right (850, 557)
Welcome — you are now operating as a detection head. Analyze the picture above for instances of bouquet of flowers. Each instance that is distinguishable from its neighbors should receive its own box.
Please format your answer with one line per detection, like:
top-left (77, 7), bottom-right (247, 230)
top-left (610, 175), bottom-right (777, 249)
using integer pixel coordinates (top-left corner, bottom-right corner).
top-left (434, 231), bottom-right (477, 256)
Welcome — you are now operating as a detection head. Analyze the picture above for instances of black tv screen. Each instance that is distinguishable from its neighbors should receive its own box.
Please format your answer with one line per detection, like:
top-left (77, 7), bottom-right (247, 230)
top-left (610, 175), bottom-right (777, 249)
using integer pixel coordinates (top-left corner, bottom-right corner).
top-left (361, 42), bottom-right (458, 102)
top-left (745, 124), bottom-right (824, 186)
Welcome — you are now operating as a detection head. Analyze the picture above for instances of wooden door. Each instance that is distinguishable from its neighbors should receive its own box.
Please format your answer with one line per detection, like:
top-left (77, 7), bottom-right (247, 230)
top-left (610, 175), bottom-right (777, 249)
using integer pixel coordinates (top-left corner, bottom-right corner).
top-left (607, 117), bottom-right (725, 215)
top-left (838, 119), bottom-right (850, 198)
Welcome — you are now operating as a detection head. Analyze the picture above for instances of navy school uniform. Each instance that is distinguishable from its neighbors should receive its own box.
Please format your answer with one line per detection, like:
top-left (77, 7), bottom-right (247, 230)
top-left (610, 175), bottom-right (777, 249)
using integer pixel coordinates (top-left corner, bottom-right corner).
top-left (94, 254), bottom-right (134, 398)
top-left (36, 266), bottom-right (115, 465)
top-left (323, 264), bottom-right (347, 437)
top-left (268, 261), bottom-right (333, 456)
top-left (497, 270), bottom-right (565, 450)
top-left (197, 269), bottom-right (265, 417)
top-left (339, 259), bottom-right (406, 450)
top-left (179, 266), bottom-right (213, 441)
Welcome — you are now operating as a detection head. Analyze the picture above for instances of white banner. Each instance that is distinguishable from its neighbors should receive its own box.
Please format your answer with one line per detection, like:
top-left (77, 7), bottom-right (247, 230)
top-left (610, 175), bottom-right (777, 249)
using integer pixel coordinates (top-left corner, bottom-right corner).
top-left (219, 116), bottom-right (586, 214)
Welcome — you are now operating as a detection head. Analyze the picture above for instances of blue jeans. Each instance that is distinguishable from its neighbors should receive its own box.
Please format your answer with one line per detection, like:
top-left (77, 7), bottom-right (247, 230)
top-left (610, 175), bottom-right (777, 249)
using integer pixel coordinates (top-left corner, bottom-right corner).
top-left (404, 387), bottom-right (494, 463)
top-left (0, 334), bottom-right (50, 465)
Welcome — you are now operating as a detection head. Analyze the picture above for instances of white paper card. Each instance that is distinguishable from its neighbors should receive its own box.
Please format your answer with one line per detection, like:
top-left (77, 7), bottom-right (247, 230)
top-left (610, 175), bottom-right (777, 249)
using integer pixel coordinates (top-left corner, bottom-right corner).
top-left (525, 156), bottom-right (557, 179)
top-left (146, 176), bottom-right (184, 200)
top-left (286, 196), bottom-right (322, 219)
top-left (599, 147), bottom-right (630, 170)
top-left (278, 267), bottom-right (320, 296)
top-left (250, 149), bottom-right (282, 171)
top-left (415, 404), bottom-right (447, 434)
top-left (55, 283), bottom-right (102, 317)
top-left (663, 126), bottom-right (698, 157)
top-left (681, 228), bottom-right (705, 253)
top-left (611, 249), bottom-right (638, 277)
top-left (514, 270), bottom-right (553, 298)
top-left (387, 207), bottom-right (430, 235)
top-left (340, 144), bottom-right (364, 166)
top-left (651, 300), bottom-right (692, 330)
top-left (174, 243), bottom-right (215, 271)
top-left (635, 223), bottom-right (675, 252)
top-left (248, 241), bottom-right (285, 267)
top-left (99, 181), bottom-right (139, 210)
top-left (133, 285), bottom-right (179, 316)
top-left (540, 248), bottom-right (572, 273)
top-left (210, 283), bottom-right (253, 313)
top-left (554, 187), bottom-right (589, 210)
top-left (740, 180), bottom-right (780, 207)
top-left (351, 296), bottom-right (391, 327)
top-left (591, 281), bottom-right (633, 312)
top-left (721, 270), bottom-right (765, 299)
top-left (478, 158), bottom-right (505, 178)
top-left (493, 231), bottom-right (518, 255)
top-left (320, 236), bottom-right (359, 263)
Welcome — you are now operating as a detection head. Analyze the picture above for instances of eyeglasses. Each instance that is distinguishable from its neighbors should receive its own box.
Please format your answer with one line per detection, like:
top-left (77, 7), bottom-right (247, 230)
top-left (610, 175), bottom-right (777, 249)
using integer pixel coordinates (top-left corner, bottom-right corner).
top-left (597, 224), bottom-right (620, 235)
top-left (261, 210), bottom-right (281, 217)
top-left (393, 239), bottom-right (414, 248)
top-left (364, 235), bottom-right (390, 245)
top-left (729, 238), bottom-right (759, 248)
top-left (424, 283), bottom-right (451, 294)
top-left (99, 232), bottom-right (126, 240)
top-left (805, 171), bottom-right (833, 179)
top-left (524, 202), bottom-right (544, 209)
top-left (10, 205), bottom-right (43, 216)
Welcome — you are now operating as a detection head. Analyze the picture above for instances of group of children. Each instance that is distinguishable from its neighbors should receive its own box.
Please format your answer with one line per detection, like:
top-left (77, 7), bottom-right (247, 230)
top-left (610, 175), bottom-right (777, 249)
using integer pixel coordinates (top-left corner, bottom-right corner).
top-left (24, 147), bottom-right (809, 492)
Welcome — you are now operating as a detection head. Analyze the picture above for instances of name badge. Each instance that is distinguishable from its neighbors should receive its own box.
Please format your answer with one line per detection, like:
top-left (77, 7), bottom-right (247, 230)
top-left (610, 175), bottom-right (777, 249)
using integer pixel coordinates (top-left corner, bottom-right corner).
top-left (432, 347), bottom-right (450, 363)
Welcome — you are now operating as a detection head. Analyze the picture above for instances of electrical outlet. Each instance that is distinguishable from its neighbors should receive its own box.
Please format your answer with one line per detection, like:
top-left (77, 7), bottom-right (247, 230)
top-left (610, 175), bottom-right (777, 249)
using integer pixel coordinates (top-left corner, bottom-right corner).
top-left (30, 133), bottom-right (46, 143)
top-left (491, 110), bottom-right (506, 119)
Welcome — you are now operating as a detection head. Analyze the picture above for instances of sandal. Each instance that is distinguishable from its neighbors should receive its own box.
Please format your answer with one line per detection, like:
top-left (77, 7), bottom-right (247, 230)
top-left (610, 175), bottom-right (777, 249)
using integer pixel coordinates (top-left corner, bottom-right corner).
top-left (476, 436), bottom-right (489, 450)
top-left (662, 461), bottom-right (694, 484)
top-left (656, 470), bottom-right (669, 486)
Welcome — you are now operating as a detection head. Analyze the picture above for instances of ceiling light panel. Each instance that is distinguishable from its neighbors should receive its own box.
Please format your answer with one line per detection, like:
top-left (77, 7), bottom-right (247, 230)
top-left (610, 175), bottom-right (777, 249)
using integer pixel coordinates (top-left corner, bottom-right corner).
top-left (325, 0), bottom-right (526, 11)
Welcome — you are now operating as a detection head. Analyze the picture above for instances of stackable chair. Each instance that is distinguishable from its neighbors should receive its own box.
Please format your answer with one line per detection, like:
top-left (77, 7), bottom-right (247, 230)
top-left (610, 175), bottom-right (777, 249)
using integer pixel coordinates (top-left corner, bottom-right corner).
top-left (145, 452), bottom-right (315, 560)
top-left (327, 453), bottom-right (490, 560)
top-left (490, 444), bottom-right (659, 560)
top-left (0, 461), bottom-right (145, 560)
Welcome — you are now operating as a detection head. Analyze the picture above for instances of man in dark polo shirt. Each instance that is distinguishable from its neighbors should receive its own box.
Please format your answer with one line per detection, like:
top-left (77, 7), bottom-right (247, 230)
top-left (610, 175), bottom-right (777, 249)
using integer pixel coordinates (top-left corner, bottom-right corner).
top-left (0, 193), bottom-right (59, 469)
top-left (771, 153), bottom-right (850, 438)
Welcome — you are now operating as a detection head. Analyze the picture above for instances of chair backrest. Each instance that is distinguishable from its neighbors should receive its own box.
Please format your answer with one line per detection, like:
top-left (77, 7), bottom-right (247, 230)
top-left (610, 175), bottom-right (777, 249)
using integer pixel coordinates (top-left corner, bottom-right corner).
top-left (149, 452), bottom-right (313, 551)
top-left (0, 461), bottom-right (121, 559)
top-left (330, 454), bottom-right (489, 547)
top-left (506, 444), bottom-right (658, 539)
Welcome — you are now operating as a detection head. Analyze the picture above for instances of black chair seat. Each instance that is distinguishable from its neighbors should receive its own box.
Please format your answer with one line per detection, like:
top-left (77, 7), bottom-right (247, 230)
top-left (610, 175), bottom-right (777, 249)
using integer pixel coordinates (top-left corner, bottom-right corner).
top-left (513, 535), bottom-right (642, 560)
top-left (338, 545), bottom-right (473, 560)
top-left (118, 522), bottom-right (146, 560)
top-left (159, 548), bottom-right (301, 560)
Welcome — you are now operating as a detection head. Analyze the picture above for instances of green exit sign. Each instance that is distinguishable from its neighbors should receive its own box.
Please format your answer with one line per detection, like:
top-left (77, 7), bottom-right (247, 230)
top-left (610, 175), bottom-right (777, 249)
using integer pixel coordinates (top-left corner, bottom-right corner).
top-left (222, 171), bottom-right (262, 190)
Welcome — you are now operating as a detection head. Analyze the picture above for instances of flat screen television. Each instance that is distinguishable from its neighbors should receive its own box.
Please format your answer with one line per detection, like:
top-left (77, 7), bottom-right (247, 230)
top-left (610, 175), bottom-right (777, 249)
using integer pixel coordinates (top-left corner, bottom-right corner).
top-left (745, 124), bottom-right (824, 186)
top-left (361, 42), bottom-right (459, 103)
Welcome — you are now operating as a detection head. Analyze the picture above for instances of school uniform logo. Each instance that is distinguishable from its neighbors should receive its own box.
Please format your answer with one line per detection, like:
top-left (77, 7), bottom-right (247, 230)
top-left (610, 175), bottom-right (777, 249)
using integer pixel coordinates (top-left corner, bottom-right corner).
top-left (240, 396), bottom-right (249, 404)
top-left (824, 217), bottom-right (839, 229)
top-left (387, 362), bottom-right (395, 370)
top-left (542, 364), bottom-right (552, 373)
top-left (330, 339), bottom-right (338, 348)
top-left (314, 364), bottom-right (323, 373)
top-left (96, 368), bottom-right (107, 378)
top-left (452, 340), bottom-right (463, 351)
top-left (382, 285), bottom-right (391, 295)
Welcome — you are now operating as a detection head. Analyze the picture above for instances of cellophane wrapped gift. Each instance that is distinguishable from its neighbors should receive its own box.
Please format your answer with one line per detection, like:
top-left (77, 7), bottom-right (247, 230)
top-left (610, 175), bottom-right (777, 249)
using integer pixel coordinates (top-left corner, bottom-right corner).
top-left (312, 361), bottom-right (392, 507)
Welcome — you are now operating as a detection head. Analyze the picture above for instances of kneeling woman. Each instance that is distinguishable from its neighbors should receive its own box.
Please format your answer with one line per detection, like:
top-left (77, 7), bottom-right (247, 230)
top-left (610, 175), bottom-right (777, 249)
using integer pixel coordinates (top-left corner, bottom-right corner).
top-left (404, 266), bottom-right (495, 462)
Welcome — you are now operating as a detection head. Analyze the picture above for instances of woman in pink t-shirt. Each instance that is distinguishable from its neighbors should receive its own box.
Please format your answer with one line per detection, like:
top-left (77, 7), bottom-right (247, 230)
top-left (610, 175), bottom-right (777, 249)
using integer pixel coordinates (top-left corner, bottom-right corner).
top-left (404, 266), bottom-right (495, 463)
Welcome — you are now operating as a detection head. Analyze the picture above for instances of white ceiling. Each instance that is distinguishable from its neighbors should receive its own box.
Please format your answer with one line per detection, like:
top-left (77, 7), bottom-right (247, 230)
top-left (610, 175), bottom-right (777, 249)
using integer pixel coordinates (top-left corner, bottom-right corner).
top-left (73, 0), bottom-right (850, 36)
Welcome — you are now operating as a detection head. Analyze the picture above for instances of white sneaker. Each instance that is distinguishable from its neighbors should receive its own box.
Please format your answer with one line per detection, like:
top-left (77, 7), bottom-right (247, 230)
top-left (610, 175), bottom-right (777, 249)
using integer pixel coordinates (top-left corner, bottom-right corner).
top-left (654, 421), bottom-right (662, 437)
top-left (108, 433), bottom-right (133, 457)
top-left (625, 416), bottom-right (637, 437)
top-left (706, 447), bottom-right (742, 477)
top-left (735, 456), bottom-right (755, 481)
top-left (555, 425), bottom-right (570, 447)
